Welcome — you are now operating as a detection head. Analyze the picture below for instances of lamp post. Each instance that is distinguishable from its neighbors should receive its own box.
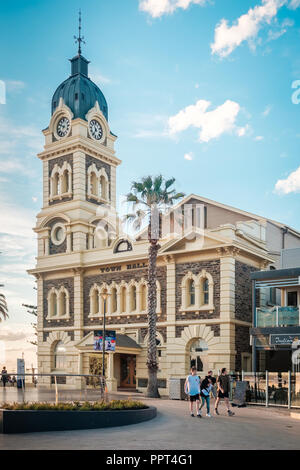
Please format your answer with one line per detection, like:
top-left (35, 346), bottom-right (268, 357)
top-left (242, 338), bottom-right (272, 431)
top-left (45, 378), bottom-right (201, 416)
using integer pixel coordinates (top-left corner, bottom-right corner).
top-left (100, 290), bottom-right (110, 377)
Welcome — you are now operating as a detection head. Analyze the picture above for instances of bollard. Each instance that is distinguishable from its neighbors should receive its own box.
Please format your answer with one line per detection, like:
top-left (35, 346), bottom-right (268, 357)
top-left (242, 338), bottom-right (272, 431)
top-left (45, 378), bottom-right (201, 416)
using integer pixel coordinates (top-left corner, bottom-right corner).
top-left (266, 371), bottom-right (269, 407)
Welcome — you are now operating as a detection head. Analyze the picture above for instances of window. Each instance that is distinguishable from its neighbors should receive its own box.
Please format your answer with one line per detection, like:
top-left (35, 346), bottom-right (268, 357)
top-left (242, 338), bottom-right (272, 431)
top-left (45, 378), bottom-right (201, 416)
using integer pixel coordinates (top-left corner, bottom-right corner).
top-left (59, 291), bottom-right (67, 316)
top-left (91, 287), bottom-right (99, 315)
top-left (141, 284), bottom-right (147, 311)
top-left (90, 172), bottom-right (97, 196)
top-left (49, 291), bottom-right (57, 317)
top-left (120, 286), bottom-right (126, 313)
top-left (111, 288), bottom-right (117, 313)
top-left (61, 169), bottom-right (69, 193)
top-left (203, 279), bottom-right (209, 305)
top-left (130, 286), bottom-right (137, 312)
top-left (54, 341), bottom-right (66, 370)
top-left (53, 172), bottom-right (60, 196)
top-left (287, 291), bottom-right (298, 307)
top-left (188, 279), bottom-right (195, 306)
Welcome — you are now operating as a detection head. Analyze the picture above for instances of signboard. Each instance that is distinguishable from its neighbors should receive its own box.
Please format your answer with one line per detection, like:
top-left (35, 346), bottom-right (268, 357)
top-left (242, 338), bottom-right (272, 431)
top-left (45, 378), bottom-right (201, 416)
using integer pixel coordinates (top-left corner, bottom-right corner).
top-left (269, 334), bottom-right (300, 346)
top-left (232, 381), bottom-right (248, 407)
top-left (94, 330), bottom-right (116, 352)
top-left (17, 358), bottom-right (25, 389)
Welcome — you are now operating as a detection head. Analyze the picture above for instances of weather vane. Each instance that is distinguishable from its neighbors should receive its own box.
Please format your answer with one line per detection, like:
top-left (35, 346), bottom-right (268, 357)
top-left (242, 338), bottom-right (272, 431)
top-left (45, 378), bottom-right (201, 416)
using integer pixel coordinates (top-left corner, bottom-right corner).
top-left (74, 9), bottom-right (85, 55)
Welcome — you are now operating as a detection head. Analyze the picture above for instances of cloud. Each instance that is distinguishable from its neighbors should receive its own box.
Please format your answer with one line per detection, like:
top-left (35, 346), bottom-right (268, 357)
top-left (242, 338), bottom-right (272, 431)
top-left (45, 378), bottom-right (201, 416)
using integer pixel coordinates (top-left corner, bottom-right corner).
top-left (0, 116), bottom-right (42, 159)
top-left (5, 80), bottom-right (26, 93)
top-left (289, 0), bottom-right (300, 8)
top-left (0, 322), bottom-right (37, 372)
top-left (139, 0), bottom-right (208, 18)
top-left (255, 135), bottom-right (264, 140)
top-left (262, 105), bottom-right (272, 116)
top-left (184, 152), bottom-right (193, 160)
top-left (274, 166), bottom-right (300, 194)
top-left (89, 68), bottom-right (112, 86)
top-left (211, 0), bottom-right (290, 58)
top-left (168, 99), bottom-right (247, 143)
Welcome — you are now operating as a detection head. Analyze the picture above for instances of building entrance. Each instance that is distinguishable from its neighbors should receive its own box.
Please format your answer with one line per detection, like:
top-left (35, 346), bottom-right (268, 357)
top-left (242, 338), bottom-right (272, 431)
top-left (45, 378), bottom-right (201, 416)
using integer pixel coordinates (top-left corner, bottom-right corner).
top-left (120, 354), bottom-right (136, 388)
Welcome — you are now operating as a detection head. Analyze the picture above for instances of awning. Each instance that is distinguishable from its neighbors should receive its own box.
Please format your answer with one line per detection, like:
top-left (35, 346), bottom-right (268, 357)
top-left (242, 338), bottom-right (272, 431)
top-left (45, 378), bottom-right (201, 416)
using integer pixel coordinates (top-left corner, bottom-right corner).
top-left (74, 331), bottom-right (142, 354)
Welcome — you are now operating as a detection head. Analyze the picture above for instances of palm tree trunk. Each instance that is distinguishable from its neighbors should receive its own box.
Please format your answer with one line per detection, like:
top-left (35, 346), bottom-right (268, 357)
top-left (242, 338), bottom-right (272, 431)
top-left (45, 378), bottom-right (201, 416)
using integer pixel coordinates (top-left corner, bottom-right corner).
top-left (146, 241), bottom-right (160, 398)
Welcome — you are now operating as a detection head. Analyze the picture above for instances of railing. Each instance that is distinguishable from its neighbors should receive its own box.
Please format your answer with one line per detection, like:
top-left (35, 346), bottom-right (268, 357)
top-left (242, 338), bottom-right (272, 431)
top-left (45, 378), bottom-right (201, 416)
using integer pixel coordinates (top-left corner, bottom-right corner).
top-left (231, 371), bottom-right (300, 409)
top-left (256, 306), bottom-right (300, 327)
top-left (0, 373), bottom-right (108, 405)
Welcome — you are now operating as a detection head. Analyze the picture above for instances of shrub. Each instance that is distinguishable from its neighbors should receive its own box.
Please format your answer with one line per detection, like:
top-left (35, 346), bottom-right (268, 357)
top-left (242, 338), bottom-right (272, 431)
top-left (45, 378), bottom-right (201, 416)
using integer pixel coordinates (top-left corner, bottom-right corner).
top-left (0, 399), bottom-right (147, 411)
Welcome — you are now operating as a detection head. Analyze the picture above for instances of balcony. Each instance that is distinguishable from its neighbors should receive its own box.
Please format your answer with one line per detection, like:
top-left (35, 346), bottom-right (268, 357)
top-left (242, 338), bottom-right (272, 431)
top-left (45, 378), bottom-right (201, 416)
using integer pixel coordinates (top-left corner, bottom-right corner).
top-left (256, 306), bottom-right (300, 328)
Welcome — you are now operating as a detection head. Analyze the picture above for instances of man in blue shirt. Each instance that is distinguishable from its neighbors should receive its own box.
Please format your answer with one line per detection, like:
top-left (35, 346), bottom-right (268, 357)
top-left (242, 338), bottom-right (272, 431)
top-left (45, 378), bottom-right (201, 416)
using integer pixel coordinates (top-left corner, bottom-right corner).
top-left (184, 366), bottom-right (201, 418)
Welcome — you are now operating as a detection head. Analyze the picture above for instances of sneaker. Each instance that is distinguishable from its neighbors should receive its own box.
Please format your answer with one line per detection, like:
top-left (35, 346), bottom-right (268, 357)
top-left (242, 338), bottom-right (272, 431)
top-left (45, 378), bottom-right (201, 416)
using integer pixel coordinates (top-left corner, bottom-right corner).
top-left (191, 413), bottom-right (195, 417)
top-left (197, 412), bottom-right (202, 418)
top-left (214, 408), bottom-right (219, 415)
top-left (206, 413), bottom-right (211, 417)
top-left (228, 410), bottom-right (235, 416)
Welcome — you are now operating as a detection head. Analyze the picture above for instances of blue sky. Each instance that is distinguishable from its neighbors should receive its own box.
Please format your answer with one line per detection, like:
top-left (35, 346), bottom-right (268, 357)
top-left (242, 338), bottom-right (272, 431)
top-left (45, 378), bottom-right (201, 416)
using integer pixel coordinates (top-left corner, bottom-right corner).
top-left (0, 0), bottom-right (299, 370)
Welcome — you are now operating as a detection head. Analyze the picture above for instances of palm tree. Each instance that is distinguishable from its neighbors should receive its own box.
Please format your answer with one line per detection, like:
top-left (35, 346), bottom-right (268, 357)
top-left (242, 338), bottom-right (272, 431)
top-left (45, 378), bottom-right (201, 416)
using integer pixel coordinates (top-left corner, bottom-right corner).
top-left (125, 175), bottom-right (185, 398)
top-left (0, 286), bottom-right (9, 322)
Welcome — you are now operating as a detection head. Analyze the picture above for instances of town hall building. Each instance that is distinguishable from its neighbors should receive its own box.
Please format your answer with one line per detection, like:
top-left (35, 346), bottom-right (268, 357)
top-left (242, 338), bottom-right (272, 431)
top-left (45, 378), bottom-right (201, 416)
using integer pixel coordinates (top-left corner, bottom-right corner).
top-left (29, 38), bottom-right (300, 395)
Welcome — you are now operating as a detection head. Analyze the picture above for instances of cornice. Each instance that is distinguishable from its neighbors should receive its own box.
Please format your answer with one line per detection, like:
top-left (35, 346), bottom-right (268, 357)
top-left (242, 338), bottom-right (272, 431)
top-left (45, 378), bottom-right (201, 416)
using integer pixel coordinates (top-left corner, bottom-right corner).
top-left (37, 139), bottom-right (121, 167)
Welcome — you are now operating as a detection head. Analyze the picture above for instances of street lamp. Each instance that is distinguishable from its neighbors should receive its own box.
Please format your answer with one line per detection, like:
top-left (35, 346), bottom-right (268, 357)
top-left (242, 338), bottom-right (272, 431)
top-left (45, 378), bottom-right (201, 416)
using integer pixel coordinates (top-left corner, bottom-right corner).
top-left (100, 290), bottom-right (110, 377)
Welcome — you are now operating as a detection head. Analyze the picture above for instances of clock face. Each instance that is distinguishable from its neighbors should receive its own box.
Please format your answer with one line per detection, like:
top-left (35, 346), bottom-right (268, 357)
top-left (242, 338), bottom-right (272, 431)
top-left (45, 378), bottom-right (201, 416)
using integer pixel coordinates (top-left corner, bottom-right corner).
top-left (89, 119), bottom-right (103, 140)
top-left (56, 117), bottom-right (70, 138)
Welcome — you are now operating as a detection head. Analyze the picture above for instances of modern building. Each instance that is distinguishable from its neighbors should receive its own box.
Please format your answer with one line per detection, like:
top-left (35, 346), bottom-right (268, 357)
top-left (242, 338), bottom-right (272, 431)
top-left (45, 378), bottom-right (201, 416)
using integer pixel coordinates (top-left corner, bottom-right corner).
top-left (251, 248), bottom-right (300, 372)
top-left (29, 41), bottom-right (300, 395)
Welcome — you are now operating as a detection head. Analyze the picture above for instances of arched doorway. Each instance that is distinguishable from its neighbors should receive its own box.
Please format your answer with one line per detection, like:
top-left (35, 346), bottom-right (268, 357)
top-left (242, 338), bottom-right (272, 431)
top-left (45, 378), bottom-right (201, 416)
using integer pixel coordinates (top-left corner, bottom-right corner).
top-left (189, 339), bottom-right (209, 374)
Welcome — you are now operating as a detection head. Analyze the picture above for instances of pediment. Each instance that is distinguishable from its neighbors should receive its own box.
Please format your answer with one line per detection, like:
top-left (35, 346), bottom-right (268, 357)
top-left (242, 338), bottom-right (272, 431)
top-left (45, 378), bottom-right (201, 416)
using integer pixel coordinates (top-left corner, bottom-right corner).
top-left (159, 229), bottom-right (229, 254)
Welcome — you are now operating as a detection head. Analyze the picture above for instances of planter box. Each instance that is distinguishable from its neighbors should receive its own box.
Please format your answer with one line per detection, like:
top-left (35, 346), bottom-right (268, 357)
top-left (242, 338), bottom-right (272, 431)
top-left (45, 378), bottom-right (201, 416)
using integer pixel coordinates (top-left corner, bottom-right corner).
top-left (0, 406), bottom-right (157, 434)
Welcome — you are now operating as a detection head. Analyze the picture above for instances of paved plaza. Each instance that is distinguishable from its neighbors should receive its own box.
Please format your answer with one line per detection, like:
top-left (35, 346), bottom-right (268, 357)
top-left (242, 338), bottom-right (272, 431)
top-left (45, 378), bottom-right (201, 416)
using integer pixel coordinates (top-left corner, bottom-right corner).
top-left (0, 388), bottom-right (299, 450)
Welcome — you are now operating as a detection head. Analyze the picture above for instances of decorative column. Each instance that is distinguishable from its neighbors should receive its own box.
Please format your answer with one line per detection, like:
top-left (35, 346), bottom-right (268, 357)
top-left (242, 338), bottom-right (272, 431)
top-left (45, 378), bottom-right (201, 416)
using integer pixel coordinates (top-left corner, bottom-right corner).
top-left (106, 352), bottom-right (117, 391)
top-left (218, 247), bottom-right (237, 371)
top-left (66, 225), bottom-right (72, 253)
top-left (73, 268), bottom-right (84, 343)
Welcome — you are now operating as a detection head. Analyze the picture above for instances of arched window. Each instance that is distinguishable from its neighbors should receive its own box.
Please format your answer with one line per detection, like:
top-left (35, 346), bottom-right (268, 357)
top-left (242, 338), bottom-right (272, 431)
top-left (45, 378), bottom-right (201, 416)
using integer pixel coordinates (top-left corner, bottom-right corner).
top-left (53, 172), bottom-right (60, 196)
top-left (203, 278), bottom-right (209, 305)
top-left (91, 287), bottom-right (99, 315)
top-left (54, 341), bottom-right (66, 370)
top-left (49, 290), bottom-right (57, 317)
top-left (61, 169), bottom-right (69, 193)
top-left (188, 279), bottom-right (195, 306)
top-left (189, 339), bottom-right (209, 372)
top-left (111, 287), bottom-right (117, 313)
top-left (141, 284), bottom-right (147, 311)
top-left (120, 286), bottom-right (126, 313)
top-left (100, 175), bottom-right (107, 200)
top-left (59, 290), bottom-right (67, 316)
top-left (130, 286), bottom-right (137, 312)
top-left (90, 172), bottom-right (97, 196)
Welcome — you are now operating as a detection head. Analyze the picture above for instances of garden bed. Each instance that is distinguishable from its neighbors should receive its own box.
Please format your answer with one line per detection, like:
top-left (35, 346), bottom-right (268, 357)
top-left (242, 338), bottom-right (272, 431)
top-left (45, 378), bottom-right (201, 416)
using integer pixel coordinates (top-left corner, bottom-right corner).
top-left (0, 400), bottom-right (157, 434)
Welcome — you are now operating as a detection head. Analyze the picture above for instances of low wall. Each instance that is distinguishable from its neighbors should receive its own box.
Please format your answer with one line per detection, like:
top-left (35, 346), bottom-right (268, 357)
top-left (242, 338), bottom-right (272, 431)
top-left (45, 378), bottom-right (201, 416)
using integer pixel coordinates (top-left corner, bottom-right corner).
top-left (0, 406), bottom-right (157, 434)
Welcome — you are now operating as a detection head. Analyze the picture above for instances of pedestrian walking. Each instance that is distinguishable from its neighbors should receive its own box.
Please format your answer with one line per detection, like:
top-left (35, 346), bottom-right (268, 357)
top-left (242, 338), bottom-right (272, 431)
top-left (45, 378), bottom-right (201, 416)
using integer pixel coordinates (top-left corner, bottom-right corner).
top-left (200, 377), bottom-right (213, 417)
top-left (202, 370), bottom-right (217, 399)
top-left (214, 368), bottom-right (235, 416)
top-left (1, 366), bottom-right (8, 388)
top-left (184, 366), bottom-right (201, 418)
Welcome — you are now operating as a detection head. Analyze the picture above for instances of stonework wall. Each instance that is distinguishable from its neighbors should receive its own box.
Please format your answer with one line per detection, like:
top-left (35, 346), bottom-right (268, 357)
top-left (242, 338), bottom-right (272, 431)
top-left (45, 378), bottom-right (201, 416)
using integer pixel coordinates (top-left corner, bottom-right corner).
top-left (83, 266), bottom-right (167, 327)
top-left (235, 261), bottom-right (256, 322)
top-left (175, 260), bottom-right (220, 321)
top-left (48, 217), bottom-right (68, 255)
top-left (48, 154), bottom-right (73, 206)
top-left (43, 277), bottom-right (74, 328)
top-left (235, 324), bottom-right (251, 371)
top-left (85, 154), bottom-right (111, 204)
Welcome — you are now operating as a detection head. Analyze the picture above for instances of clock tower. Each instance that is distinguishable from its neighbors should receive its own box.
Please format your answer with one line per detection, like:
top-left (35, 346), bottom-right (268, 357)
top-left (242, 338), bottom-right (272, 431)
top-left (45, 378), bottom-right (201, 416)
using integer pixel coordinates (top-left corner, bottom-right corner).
top-left (33, 19), bottom-right (121, 385)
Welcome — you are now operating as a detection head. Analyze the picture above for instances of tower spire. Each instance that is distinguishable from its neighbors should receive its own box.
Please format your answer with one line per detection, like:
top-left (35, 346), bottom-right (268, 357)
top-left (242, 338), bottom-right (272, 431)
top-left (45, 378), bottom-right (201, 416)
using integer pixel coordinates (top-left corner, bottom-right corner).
top-left (74, 9), bottom-right (85, 55)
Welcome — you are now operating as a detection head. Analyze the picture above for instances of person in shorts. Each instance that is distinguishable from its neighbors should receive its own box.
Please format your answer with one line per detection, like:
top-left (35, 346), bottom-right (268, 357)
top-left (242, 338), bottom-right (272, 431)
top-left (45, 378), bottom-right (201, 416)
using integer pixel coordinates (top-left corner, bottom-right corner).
top-left (184, 366), bottom-right (201, 418)
top-left (215, 368), bottom-right (234, 416)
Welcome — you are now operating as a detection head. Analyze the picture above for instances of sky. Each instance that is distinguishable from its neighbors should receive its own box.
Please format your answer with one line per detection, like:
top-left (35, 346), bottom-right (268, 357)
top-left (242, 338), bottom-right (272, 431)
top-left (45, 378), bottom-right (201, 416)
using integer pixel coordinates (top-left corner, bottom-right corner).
top-left (0, 0), bottom-right (299, 372)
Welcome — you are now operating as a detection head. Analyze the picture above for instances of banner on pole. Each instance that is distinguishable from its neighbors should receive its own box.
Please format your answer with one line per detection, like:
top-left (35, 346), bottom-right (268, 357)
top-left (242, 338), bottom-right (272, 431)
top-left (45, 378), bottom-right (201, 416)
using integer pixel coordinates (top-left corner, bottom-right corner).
top-left (94, 330), bottom-right (116, 352)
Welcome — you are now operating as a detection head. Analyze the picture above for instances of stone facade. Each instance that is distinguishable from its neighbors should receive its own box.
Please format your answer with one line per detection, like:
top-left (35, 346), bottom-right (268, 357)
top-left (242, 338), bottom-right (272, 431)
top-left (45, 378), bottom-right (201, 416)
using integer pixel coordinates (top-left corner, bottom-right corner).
top-left (48, 154), bottom-right (73, 206)
top-left (175, 260), bottom-right (220, 321)
top-left (43, 277), bottom-right (74, 328)
top-left (235, 261), bottom-right (256, 322)
top-left (85, 154), bottom-right (111, 204)
top-left (48, 217), bottom-right (68, 255)
top-left (235, 324), bottom-right (251, 371)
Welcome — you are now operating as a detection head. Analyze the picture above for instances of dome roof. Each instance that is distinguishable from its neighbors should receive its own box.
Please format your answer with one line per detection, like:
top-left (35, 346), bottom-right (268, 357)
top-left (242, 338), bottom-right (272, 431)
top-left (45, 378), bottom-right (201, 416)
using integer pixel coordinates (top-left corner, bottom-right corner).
top-left (51, 54), bottom-right (108, 122)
